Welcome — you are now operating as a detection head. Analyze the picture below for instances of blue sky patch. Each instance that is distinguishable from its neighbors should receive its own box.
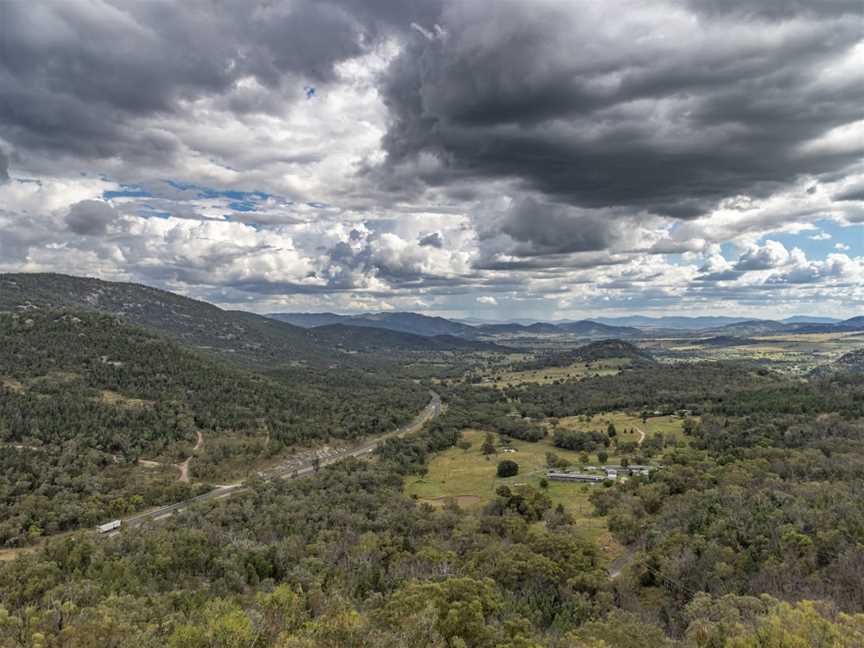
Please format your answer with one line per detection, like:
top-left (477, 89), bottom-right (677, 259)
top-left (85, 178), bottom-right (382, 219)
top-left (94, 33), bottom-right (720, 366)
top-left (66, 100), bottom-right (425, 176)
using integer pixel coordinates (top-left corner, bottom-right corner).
top-left (103, 185), bottom-right (153, 200)
top-left (759, 219), bottom-right (863, 259)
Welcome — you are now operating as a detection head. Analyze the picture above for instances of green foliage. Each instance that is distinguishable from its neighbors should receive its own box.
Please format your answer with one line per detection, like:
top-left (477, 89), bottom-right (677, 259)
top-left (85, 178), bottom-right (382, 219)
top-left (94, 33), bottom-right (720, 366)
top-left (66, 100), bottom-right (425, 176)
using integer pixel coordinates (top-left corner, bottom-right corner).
top-left (0, 311), bottom-right (427, 544)
top-left (497, 459), bottom-right (519, 477)
top-left (482, 432), bottom-right (497, 455)
top-left (553, 429), bottom-right (608, 452)
top-left (3, 323), bottom-right (864, 646)
top-left (0, 437), bottom-right (605, 647)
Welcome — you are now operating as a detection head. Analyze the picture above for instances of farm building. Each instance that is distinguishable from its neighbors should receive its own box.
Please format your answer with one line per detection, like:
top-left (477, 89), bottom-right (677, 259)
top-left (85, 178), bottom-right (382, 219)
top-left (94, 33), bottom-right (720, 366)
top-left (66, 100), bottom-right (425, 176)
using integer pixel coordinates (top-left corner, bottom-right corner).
top-left (547, 471), bottom-right (604, 483)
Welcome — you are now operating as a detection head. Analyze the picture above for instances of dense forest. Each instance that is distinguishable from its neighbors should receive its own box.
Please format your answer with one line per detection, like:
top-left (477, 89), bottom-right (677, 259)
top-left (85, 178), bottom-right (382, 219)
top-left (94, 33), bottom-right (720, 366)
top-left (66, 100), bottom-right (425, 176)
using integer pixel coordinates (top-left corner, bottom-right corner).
top-left (2, 357), bottom-right (864, 645)
top-left (2, 297), bottom-right (864, 645)
top-left (503, 362), bottom-right (774, 418)
top-left (511, 340), bottom-right (656, 372)
top-left (0, 311), bottom-right (428, 545)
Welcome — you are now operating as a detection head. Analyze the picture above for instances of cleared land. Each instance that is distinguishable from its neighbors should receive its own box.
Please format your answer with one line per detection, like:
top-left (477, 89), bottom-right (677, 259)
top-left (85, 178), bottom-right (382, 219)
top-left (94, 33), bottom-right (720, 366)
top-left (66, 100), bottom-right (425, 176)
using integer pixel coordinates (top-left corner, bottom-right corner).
top-left (405, 413), bottom-right (689, 559)
top-left (482, 357), bottom-right (631, 388)
top-left (554, 411), bottom-right (691, 445)
top-left (646, 332), bottom-right (864, 372)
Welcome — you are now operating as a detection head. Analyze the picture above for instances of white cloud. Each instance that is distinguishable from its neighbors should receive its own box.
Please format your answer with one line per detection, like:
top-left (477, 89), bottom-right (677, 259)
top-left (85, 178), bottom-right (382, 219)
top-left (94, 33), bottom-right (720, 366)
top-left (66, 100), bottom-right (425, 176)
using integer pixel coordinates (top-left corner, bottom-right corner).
top-left (1, 2), bottom-right (863, 319)
top-left (734, 240), bottom-right (791, 271)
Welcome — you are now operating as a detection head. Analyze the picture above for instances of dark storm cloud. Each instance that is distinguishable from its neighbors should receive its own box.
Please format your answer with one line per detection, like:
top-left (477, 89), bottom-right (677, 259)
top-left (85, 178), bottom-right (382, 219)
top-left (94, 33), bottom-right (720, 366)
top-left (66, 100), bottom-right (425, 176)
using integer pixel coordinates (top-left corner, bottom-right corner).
top-left (483, 198), bottom-right (615, 256)
top-left (418, 232), bottom-right (444, 248)
top-left (835, 184), bottom-right (864, 202)
top-left (380, 1), bottom-right (864, 217)
top-left (684, 0), bottom-right (863, 19)
top-left (0, 0), bottom-right (440, 165)
top-left (0, 150), bottom-right (8, 183)
top-left (65, 200), bottom-right (120, 236)
top-left (471, 197), bottom-right (628, 268)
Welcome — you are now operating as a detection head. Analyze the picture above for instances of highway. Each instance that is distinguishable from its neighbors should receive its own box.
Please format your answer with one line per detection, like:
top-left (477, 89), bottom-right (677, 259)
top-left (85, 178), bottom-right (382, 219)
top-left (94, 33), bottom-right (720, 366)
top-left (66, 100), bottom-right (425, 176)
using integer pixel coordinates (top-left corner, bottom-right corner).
top-left (120, 391), bottom-right (441, 530)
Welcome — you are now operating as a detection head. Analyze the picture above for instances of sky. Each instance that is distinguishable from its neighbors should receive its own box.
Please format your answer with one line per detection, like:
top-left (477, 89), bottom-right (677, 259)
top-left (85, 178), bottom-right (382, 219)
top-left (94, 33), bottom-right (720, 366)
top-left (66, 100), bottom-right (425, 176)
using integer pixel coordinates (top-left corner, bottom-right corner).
top-left (0, 0), bottom-right (863, 320)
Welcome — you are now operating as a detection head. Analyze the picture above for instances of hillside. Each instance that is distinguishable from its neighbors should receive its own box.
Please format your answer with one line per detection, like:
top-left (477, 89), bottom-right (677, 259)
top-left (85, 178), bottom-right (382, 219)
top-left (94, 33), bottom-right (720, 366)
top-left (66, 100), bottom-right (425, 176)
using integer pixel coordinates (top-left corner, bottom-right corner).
top-left (269, 310), bottom-right (478, 338)
top-left (708, 317), bottom-right (864, 337)
top-left (0, 310), bottom-right (428, 545)
top-left (266, 312), bottom-right (349, 328)
top-left (0, 274), bottom-right (496, 366)
top-left (0, 273), bottom-right (340, 367)
top-left (709, 319), bottom-right (789, 336)
top-left (557, 320), bottom-right (640, 337)
top-left (514, 339), bottom-right (655, 371)
top-left (568, 339), bottom-right (656, 363)
top-left (309, 324), bottom-right (504, 352)
top-left (811, 348), bottom-right (864, 377)
top-left (841, 316), bottom-right (864, 329)
top-left (475, 322), bottom-right (565, 335)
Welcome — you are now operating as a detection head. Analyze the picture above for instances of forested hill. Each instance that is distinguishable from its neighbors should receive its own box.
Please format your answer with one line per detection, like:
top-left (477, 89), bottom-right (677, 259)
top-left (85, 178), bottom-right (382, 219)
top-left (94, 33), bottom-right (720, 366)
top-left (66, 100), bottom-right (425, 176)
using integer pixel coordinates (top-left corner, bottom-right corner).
top-left (811, 348), bottom-right (864, 377)
top-left (0, 310), bottom-right (428, 545)
top-left (516, 339), bottom-right (656, 371)
top-left (308, 324), bottom-right (505, 352)
top-left (0, 273), bottom-right (332, 367)
top-left (0, 273), bottom-right (500, 366)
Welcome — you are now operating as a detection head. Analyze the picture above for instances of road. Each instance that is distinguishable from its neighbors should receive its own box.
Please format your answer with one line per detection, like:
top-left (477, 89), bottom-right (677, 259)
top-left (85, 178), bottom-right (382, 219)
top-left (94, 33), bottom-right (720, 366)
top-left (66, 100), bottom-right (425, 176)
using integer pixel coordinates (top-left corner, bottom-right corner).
top-left (120, 391), bottom-right (441, 529)
top-left (175, 429), bottom-right (205, 483)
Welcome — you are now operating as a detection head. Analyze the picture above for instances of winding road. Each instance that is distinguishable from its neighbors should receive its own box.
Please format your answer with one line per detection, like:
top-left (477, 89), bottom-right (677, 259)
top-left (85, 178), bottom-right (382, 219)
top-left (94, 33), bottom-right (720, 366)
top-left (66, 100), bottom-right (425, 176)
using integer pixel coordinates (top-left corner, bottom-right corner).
top-left (119, 391), bottom-right (441, 530)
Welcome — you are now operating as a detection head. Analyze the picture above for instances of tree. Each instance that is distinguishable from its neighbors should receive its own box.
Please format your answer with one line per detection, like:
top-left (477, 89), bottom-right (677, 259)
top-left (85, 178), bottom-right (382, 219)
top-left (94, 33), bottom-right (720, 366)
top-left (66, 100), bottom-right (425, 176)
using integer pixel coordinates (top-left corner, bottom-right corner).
top-left (457, 440), bottom-right (472, 452)
top-left (682, 417), bottom-right (696, 436)
top-left (497, 460), bottom-right (519, 478)
top-left (607, 422), bottom-right (617, 437)
top-left (482, 432), bottom-right (497, 455)
top-left (597, 450), bottom-right (609, 463)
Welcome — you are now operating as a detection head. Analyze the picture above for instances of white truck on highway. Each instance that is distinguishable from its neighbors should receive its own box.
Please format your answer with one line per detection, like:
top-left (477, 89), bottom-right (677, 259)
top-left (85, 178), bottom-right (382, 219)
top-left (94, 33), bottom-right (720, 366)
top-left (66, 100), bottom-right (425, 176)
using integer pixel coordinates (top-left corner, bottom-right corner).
top-left (97, 519), bottom-right (121, 533)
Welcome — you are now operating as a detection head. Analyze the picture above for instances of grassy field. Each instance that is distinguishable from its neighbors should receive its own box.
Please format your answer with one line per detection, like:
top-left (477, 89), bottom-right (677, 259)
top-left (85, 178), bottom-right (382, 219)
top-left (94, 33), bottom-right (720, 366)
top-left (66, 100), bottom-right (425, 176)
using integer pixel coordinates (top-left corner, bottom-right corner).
top-left (645, 332), bottom-right (864, 373)
top-left (405, 412), bottom-right (689, 558)
top-left (481, 357), bottom-right (630, 388)
top-left (554, 411), bottom-right (690, 445)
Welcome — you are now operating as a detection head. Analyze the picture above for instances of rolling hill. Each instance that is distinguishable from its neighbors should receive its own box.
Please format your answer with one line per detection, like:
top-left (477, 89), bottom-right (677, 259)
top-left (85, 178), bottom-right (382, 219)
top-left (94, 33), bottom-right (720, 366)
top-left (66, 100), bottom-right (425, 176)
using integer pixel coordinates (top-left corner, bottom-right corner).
top-left (308, 324), bottom-right (504, 353)
top-left (514, 339), bottom-right (656, 371)
top-left (268, 310), bottom-right (478, 338)
top-left (271, 311), bottom-right (640, 339)
top-left (0, 274), bottom-right (498, 365)
top-left (0, 309), bottom-right (429, 544)
top-left (556, 320), bottom-right (640, 337)
top-left (708, 317), bottom-right (864, 337)
top-left (811, 348), bottom-right (864, 377)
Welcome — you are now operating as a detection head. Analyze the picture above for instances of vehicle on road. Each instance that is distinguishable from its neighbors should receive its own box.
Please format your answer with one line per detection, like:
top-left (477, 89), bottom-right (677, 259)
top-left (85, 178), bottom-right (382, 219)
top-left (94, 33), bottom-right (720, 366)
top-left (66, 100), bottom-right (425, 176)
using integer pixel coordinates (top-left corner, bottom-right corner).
top-left (97, 519), bottom-right (121, 533)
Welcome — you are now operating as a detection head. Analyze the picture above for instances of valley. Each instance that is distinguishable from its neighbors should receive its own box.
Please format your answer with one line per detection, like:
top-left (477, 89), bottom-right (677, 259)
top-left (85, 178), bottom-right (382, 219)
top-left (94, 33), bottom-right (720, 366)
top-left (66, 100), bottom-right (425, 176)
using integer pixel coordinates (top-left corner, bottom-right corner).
top-left (2, 274), bottom-right (864, 646)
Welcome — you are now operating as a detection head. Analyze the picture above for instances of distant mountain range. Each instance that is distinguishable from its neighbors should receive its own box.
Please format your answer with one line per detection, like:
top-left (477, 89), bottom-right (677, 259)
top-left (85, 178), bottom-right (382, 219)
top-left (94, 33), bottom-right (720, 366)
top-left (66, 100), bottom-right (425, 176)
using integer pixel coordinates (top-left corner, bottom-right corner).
top-left (4, 275), bottom-right (860, 364)
top-left (594, 315), bottom-right (841, 330)
top-left (706, 317), bottom-right (864, 337)
top-left (268, 311), bottom-right (478, 338)
top-left (269, 310), bottom-right (861, 339)
top-left (270, 311), bottom-right (641, 339)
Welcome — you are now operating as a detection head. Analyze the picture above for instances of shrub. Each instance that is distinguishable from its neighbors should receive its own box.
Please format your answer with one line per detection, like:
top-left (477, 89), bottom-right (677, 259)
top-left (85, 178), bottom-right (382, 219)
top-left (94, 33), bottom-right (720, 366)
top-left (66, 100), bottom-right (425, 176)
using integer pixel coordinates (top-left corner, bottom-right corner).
top-left (497, 460), bottom-right (519, 478)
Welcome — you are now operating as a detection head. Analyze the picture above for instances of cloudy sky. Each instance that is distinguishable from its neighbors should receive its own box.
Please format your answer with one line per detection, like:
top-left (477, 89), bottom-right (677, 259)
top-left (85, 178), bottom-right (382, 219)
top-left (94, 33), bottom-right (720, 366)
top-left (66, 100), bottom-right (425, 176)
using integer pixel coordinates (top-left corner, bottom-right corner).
top-left (1, 0), bottom-right (863, 320)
